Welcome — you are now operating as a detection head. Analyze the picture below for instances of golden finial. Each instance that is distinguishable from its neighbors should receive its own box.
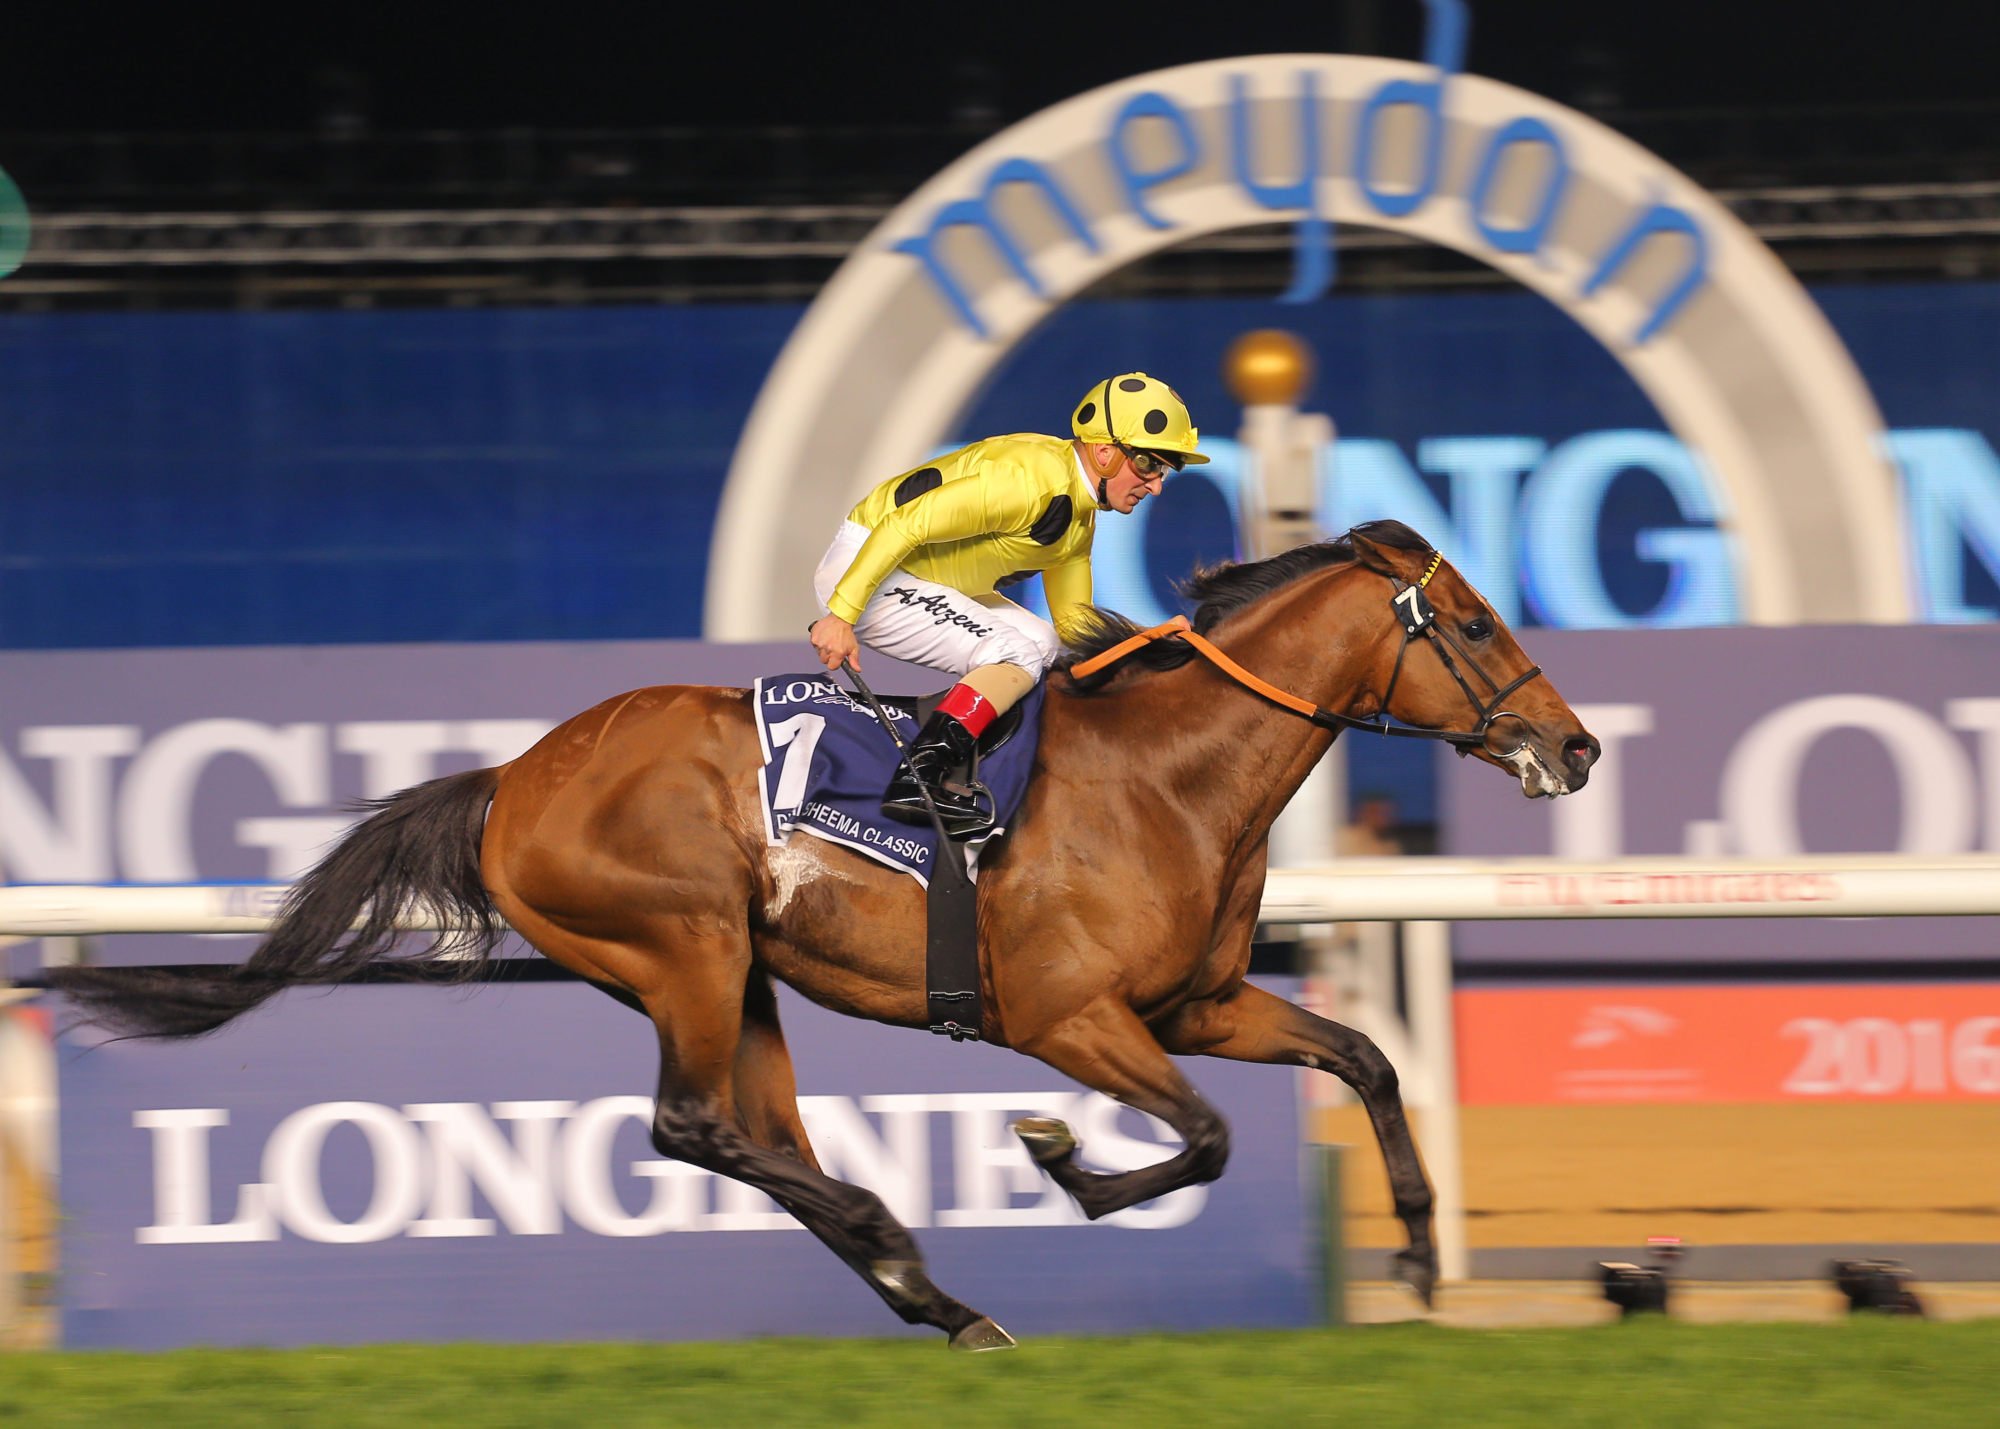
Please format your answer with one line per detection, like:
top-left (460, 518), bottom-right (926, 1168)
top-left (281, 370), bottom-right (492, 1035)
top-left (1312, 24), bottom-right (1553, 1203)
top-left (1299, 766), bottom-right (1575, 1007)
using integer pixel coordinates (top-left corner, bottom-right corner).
top-left (1222, 329), bottom-right (1314, 407)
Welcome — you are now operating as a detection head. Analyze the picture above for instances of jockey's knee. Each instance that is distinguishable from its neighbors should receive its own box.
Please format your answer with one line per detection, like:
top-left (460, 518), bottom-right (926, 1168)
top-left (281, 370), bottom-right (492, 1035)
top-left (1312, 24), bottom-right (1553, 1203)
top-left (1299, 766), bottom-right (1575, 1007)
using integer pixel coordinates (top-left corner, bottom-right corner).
top-left (967, 630), bottom-right (1057, 680)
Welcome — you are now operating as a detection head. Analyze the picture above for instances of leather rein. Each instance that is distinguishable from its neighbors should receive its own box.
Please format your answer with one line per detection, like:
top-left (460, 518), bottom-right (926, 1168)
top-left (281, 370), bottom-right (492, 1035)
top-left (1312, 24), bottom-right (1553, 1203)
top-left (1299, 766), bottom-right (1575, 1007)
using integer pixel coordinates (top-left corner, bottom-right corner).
top-left (1067, 552), bottom-right (1547, 755)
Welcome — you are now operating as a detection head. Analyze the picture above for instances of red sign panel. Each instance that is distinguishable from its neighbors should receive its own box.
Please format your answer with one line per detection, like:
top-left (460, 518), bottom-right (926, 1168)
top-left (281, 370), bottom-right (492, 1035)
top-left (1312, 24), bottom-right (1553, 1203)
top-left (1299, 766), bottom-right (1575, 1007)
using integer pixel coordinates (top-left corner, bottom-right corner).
top-left (1457, 985), bottom-right (2000, 1104)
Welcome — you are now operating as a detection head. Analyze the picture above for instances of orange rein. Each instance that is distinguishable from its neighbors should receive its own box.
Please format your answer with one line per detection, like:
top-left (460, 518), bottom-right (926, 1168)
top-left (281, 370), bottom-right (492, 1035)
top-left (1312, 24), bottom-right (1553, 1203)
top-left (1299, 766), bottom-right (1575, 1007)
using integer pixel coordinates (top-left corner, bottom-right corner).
top-left (1067, 614), bottom-right (1325, 721)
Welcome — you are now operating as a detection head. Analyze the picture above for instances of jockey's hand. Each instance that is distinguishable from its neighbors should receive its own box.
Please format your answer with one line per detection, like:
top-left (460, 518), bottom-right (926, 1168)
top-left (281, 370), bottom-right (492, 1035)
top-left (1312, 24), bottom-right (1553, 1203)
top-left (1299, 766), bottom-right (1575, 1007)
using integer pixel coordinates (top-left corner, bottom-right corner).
top-left (809, 614), bottom-right (860, 671)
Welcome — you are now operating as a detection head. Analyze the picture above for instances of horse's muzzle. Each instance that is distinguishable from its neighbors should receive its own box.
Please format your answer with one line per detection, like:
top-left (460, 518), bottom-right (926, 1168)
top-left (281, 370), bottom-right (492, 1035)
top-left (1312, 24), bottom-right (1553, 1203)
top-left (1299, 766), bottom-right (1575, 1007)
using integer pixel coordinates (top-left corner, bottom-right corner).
top-left (1560, 733), bottom-right (1601, 790)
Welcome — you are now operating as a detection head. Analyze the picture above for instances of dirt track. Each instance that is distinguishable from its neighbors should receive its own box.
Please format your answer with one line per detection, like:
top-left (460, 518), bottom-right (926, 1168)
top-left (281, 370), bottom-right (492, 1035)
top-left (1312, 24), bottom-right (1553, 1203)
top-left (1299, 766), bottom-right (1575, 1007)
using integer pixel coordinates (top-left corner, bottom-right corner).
top-left (1315, 1101), bottom-right (2000, 1247)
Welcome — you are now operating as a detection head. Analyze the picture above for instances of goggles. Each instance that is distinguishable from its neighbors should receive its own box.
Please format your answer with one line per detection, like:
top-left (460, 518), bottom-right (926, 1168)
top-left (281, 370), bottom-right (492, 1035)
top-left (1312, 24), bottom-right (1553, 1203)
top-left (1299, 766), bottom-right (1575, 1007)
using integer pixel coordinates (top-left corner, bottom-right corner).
top-left (1120, 444), bottom-right (1185, 477)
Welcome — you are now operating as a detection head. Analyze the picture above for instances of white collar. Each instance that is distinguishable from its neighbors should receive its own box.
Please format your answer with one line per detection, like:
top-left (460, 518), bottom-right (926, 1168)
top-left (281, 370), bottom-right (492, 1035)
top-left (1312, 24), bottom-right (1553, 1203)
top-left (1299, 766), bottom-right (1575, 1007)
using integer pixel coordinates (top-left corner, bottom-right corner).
top-left (1070, 444), bottom-right (1108, 510)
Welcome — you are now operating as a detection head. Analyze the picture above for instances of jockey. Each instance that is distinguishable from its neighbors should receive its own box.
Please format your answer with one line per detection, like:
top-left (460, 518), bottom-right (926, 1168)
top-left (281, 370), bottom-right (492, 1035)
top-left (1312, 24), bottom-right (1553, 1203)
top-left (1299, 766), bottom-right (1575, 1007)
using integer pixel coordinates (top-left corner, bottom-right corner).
top-left (809, 372), bottom-right (1209, 834)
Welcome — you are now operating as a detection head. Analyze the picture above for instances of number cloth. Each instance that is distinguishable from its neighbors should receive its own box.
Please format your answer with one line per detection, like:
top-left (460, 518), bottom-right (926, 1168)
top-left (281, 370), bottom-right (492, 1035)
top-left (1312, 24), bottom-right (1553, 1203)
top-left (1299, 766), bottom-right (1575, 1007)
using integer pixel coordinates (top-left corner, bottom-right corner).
top-left (754, 673), bottom-right (1046, 887)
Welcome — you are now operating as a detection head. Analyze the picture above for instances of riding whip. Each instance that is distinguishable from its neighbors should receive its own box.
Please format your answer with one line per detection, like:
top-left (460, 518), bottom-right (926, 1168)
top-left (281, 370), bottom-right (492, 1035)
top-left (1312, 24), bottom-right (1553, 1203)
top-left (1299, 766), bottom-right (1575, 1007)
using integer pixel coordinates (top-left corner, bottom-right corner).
top-left (836, 658), bottom-right (976, 889)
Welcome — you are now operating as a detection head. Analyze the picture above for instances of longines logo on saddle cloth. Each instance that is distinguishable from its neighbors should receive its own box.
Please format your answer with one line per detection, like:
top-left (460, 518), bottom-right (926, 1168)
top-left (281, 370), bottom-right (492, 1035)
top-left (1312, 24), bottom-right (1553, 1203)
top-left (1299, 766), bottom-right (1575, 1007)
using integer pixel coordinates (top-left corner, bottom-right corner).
top-left (753, 672), bottom-right (1045, 889)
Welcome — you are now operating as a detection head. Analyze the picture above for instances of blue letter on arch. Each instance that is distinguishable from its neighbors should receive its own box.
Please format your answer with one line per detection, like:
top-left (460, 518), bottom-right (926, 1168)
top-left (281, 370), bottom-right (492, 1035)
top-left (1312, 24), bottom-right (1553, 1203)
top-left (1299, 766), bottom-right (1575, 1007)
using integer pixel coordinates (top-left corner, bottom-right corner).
top-left (1468, 116), bottom-right (1570, 261)
top-left (1582, 192), bottom-right (1711, 346)
top-left (1353, 0), bottom-right (1466, 221)
top-left (1108, 92), bottom-right (1202, 231)
top-left (1229, 71), bottom-right (1331, 303)
top-left (893, 157), bottom-right (1102, 339)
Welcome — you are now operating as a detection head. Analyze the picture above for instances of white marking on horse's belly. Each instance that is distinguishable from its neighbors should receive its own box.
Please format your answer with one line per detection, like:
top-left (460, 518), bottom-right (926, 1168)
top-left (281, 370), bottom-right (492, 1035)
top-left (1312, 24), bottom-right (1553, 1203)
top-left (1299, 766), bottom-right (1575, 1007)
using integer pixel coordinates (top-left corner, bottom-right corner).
top-left (765, 837), bottom-right (846, 918)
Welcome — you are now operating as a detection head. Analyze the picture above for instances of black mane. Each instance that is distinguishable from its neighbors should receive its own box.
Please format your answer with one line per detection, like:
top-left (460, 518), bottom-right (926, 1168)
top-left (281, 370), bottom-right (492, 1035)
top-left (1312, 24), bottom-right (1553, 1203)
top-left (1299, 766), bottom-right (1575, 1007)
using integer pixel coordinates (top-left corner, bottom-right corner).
top-left (1057, 519), bottom-right (1431, 688)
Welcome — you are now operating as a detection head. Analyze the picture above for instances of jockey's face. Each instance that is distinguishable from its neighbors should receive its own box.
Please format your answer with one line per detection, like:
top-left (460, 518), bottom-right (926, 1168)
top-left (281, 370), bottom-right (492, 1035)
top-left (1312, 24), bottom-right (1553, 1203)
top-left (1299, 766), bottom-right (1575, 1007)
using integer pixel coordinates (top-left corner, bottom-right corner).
top-left (1090, 444), bottom-right (1167, 514)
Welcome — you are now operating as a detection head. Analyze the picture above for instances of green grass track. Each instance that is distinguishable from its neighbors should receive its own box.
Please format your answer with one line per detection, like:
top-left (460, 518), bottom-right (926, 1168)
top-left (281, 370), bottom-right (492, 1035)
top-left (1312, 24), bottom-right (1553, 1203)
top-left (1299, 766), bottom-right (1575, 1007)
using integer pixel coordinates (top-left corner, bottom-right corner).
top-left (4, 1320), bottom-right (1995, 1426)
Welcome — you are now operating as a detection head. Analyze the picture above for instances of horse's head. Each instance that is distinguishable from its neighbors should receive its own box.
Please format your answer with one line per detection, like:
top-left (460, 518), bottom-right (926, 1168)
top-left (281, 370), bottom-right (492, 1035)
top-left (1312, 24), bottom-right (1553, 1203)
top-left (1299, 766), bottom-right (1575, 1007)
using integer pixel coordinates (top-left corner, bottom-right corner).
top-left (1344, 525), bottom-right (1599, 799)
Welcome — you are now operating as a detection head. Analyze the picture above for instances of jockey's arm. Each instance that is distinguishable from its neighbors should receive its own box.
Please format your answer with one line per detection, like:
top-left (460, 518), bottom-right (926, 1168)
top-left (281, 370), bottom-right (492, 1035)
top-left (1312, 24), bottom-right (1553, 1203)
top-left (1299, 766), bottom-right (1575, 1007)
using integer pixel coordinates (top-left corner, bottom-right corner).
top-left (1042, 558), bottom-right (1094, 644)
top-left (826, 471), bottom-right (1033, 623)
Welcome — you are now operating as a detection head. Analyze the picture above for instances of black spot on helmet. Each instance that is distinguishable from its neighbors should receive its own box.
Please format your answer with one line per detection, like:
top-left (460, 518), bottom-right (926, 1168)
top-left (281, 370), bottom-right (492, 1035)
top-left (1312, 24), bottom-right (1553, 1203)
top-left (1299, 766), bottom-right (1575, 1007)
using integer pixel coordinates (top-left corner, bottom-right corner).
top-left (1143, 408), bottom-right (1169, 435)
top-left (1075, 401), bottom-right (1096, 426)
top-left (1118, 377), bottom-right (1148, 393)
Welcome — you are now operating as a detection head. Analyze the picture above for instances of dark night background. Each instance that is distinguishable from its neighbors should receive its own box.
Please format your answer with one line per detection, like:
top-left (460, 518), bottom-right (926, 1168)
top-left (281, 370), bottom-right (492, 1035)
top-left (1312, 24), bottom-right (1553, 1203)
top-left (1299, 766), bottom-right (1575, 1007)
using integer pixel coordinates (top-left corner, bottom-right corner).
top-left (6, 2), bottom-right (1997, 135)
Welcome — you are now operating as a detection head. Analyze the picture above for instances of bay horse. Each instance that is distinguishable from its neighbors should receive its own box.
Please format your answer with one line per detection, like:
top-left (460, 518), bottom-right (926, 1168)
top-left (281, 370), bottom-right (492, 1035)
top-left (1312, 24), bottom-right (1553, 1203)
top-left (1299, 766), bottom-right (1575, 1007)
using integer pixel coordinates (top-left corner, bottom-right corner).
top-left (51, 520), bottom-right (1598, 1350)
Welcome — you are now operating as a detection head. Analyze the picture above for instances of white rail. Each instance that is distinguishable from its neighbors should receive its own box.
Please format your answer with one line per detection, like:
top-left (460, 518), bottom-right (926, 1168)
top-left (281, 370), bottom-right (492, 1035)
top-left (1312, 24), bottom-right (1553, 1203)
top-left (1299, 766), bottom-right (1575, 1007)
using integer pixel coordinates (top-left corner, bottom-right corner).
top-left (7, 856), bottom-right (1995, 1293)
top-left (1260, 855), bottom-right (2000, 922)
top-left (5, 855), bottom-right (2000, 935)
top-left (3, 883), bottom-right (297, 936)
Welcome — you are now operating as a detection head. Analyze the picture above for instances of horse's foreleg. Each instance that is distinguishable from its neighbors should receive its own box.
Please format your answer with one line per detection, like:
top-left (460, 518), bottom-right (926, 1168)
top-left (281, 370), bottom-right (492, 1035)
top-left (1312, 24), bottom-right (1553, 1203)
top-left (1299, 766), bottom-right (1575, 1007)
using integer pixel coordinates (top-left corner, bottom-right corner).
top-left (1010, 998), bottom-right (1231, 1220)
top-left (1161, 982), bottom-right (1438, 1305)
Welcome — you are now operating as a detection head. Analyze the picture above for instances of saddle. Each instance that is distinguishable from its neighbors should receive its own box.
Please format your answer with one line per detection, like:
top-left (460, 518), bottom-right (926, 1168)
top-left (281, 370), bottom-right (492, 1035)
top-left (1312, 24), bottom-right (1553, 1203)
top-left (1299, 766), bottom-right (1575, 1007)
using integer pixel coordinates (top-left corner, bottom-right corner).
top-left (752, 672), bottom-right (1047, 1045)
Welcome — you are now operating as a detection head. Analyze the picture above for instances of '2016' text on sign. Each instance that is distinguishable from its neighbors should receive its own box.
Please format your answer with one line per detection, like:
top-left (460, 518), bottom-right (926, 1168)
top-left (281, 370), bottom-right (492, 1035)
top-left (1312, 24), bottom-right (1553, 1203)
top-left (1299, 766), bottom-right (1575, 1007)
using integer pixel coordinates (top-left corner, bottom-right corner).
top-left (1458, 985), bottom-right (2000, 1104)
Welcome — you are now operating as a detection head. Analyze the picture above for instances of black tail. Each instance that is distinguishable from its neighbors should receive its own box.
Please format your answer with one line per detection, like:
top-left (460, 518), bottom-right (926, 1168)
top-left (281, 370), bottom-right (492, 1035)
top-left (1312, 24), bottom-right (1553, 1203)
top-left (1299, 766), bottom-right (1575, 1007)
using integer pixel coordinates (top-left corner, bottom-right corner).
top-left (49, 767), bottom-right (506, 1040)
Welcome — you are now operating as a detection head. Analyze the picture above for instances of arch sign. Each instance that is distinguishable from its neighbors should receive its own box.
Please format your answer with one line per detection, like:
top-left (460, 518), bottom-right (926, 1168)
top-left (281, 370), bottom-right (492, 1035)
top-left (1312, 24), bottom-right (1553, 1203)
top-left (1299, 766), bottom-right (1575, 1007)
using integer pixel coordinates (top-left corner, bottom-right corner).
top-left (708, 1), bottom-right (1911, 637)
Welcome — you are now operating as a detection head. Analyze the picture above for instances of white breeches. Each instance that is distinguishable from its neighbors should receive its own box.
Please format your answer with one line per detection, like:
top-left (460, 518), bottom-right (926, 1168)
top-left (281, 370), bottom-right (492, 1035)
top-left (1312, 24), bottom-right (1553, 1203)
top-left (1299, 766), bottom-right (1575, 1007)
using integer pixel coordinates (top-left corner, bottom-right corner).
top-left (814, 521), bottom-right (1063, 679)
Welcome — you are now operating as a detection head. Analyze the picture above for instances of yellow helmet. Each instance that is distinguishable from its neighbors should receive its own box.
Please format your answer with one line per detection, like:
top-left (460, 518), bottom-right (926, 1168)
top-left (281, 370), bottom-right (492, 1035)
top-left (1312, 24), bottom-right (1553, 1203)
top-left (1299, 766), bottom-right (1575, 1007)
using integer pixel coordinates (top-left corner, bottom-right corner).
top-left (1070, 372), bottom-right (1211, 465)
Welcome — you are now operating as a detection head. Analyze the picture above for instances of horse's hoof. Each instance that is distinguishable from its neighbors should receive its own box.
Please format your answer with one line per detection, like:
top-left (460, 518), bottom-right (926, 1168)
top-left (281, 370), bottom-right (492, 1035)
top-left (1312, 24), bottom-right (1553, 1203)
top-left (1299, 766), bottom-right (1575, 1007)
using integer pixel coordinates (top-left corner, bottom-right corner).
top-left (1394, 1250), bottom-right (1438, 1310)
top-left (1012, 1116), bottom-right (1078, 1164)
top-left (870, 1259), bottom-right (930, 1311)
top-left (950, 1316), bottom-right (1018, 1352)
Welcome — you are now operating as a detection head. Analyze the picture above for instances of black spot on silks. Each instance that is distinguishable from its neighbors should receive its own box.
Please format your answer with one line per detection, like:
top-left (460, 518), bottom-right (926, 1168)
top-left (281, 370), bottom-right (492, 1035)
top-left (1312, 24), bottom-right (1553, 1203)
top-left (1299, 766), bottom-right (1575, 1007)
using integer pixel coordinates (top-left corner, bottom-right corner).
top-left (1075, 402), bottom-right (1096, 426)
top-left (894, 468), bottom-right (942, 506)
top-left (1118, 377), bottom-right (1148, 392)
top-left (1143, 408), bottom-right (1169, 434)
top-left (1029, 494), bottom-right (1072, 545)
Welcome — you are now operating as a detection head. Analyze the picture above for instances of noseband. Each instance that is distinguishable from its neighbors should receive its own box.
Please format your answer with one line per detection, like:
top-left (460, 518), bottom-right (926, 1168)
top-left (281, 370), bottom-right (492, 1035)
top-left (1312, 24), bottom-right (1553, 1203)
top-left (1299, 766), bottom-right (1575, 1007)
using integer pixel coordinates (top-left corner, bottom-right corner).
top-left (1067, 550), bottom-right (1546, 754)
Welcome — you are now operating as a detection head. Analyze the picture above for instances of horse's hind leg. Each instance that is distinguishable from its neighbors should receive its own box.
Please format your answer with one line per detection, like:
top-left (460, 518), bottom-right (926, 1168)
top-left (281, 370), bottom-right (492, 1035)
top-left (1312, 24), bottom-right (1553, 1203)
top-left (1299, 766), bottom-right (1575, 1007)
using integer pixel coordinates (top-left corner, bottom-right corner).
top-left (731, 970), bottom-right (820, 1167)
top-left (647, 949), bottom-right (1007, 1349)
top-left (727, 968), bottom-right (1012, 1347)
top-left (1009, 999), bottom-right (1232, 1221)
top-left (1160, 982), bottom-right (1439, 1305)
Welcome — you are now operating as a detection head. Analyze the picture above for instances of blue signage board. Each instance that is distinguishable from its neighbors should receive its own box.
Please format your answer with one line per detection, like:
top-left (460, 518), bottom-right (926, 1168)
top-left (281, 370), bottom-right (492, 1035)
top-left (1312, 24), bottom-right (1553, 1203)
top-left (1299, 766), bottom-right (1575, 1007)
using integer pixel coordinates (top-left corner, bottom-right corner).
top-left (57, 979), bottom-right (1313, 1348)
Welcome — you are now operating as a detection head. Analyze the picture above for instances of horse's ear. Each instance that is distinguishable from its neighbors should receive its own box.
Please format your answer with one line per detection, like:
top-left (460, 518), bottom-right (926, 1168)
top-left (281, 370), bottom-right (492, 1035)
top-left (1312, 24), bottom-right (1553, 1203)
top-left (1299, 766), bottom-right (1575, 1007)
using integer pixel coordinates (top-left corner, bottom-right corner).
top-left (1345, 527), bottom-right (1433, 586)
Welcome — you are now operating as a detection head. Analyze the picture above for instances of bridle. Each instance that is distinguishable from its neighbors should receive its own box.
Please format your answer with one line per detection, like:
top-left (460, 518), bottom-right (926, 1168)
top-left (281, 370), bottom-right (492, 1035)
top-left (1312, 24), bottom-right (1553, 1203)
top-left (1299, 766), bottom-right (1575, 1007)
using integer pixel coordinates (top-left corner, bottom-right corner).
top-left (1067, 550), bottom-right (1547, 756)
top-left (1361, 551), bottom-right (1547, 753)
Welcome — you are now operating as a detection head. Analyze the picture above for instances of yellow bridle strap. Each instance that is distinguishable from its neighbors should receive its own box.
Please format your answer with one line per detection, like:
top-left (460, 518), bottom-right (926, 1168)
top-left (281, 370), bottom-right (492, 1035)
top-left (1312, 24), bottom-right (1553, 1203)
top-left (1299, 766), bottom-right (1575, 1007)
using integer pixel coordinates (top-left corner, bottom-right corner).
top-left (1419, 552), bottom-right (1443, 588)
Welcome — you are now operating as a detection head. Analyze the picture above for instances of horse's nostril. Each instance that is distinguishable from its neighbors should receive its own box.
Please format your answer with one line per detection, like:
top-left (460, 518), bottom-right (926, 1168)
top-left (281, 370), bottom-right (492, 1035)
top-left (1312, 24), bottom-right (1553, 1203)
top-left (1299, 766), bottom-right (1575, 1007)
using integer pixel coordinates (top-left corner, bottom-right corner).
top-left (1563, 736), bottom-right (1600, 770)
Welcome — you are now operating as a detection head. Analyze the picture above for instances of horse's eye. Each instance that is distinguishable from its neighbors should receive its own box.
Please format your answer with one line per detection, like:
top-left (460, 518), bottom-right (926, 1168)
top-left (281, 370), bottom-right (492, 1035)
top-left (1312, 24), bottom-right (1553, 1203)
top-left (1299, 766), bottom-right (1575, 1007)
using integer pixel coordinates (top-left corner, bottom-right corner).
top-left (1464, 618), bottom-right (1493, 641)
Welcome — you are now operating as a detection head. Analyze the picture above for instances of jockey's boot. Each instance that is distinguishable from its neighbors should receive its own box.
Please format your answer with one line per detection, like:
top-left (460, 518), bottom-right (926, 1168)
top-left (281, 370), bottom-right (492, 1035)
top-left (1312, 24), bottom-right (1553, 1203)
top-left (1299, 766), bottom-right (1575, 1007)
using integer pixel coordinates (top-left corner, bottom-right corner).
top-left (882, 711), bottom-right (991, 837)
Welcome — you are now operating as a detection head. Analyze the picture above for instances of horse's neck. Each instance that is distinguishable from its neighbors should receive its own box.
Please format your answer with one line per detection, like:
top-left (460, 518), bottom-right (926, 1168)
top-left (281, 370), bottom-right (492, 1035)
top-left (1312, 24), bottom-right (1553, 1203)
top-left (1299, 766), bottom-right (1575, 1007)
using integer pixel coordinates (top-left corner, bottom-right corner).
top-left (1141, 568), bottom-right (1378, 849)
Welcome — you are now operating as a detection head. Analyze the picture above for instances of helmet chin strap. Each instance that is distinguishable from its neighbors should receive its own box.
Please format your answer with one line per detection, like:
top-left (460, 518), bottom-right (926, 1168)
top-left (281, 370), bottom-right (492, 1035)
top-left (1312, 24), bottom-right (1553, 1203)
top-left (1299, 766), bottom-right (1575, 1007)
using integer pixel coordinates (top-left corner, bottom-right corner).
top-left (1086, 439), bottom-right (1121, 508)
top-left (1091, 379), bottom-right (1123, 508)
